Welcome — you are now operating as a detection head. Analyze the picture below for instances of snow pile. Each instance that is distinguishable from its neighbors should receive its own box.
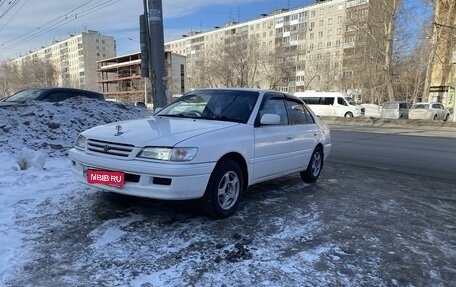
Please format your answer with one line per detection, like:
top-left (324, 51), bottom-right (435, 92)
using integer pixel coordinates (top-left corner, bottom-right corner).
top-left (0, 98), bottom-right (152, 158)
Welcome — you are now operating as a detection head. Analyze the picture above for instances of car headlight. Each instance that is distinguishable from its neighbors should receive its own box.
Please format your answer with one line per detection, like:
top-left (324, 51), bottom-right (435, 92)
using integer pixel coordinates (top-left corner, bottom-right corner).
top-left (137, 147), bottom-right (197, 161)
top-left (74, 135), bottom-right (86, 150)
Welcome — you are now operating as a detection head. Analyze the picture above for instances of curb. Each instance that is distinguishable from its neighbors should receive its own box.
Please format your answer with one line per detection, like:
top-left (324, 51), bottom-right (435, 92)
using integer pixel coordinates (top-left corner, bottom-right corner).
top-left (320, 116), bottom-right (456, 132)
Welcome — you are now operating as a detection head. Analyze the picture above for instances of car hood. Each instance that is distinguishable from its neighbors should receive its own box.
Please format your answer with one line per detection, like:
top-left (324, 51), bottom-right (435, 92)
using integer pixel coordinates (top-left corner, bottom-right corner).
top-left (81, 116), bottom-right (239, 147)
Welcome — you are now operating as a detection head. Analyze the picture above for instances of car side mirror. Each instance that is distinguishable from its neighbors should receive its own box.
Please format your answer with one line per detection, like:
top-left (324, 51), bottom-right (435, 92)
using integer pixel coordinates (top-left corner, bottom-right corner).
top-left (260, 113), bottom-right (281, 125)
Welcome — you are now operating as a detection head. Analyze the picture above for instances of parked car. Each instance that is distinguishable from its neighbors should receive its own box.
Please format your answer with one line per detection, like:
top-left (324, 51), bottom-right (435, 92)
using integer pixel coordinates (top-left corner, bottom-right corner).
top-left (0, 87), bottom-right (104, 107)
top-left (381, 101), bottom-right (412, 119)
top-left (408, 102), bottom-right (450, 121)
top-left (69, 88), bottom-right (332, 218)
top-left (295, 91), bottom-right (365, 117)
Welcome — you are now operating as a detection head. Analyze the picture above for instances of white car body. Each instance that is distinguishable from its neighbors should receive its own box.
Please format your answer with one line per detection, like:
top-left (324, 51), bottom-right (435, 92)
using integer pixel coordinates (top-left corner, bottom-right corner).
top-left (409, 102), bottom-right (450, 121)
top-left (69, 88), bottom-right (331, 217)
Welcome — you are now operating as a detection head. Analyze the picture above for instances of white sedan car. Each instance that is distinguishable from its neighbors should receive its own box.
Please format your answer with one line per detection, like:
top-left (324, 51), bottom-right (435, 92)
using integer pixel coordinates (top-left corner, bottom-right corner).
top-left (409, 102), bottom-right (450, 121)
top-left (69, 88), bottom-right (331, 218)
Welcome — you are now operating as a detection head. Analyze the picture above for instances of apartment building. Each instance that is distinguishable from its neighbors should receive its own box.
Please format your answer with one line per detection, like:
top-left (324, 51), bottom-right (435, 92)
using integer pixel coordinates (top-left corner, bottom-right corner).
top-left (8, 30), bottom-right (116, 92)
top-left (428, 3), bottom-right (456, 108)
top-left (165, 0), bottom-right (371, 94)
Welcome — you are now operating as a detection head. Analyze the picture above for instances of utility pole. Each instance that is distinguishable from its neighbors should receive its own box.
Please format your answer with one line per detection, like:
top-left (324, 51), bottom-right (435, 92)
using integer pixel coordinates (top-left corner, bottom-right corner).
top-left (452, 50), bottom-right (456, 122)
top-left (140, 0), bottom-right (167, 109)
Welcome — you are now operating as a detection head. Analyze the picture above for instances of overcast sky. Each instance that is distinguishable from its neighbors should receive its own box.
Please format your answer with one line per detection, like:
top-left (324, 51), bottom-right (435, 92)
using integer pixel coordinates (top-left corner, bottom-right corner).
top-left (0, 0), bottom-right (314, 61)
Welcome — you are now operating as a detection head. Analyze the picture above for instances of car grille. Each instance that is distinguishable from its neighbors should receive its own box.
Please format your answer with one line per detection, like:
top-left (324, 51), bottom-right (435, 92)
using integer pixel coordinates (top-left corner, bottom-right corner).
top-left (360, 107), bottom-right (365, 116)
top-left (87, 139), bottom-right (134, 157)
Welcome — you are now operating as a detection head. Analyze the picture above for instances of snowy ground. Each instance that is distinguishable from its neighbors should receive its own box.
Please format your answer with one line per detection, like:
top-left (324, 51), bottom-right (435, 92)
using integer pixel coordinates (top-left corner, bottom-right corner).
top-left (1, 98), bottom-right (454, 286)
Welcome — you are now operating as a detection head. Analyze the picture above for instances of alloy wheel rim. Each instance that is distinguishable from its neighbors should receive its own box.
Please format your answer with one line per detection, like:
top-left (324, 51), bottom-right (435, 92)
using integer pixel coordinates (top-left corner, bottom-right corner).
top-left (217, 171), bottom-right (240, 210)
top-left (311, 152), bottom-right (322, 177)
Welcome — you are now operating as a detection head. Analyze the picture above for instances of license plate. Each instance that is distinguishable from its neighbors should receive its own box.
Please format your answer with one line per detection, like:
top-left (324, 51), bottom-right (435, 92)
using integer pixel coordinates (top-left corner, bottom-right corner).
top-left (87, 169), bottom-right (125, 186)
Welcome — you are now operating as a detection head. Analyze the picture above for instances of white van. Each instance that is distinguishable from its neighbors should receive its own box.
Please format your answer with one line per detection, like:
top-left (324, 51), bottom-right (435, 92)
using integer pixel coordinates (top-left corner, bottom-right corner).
top-left (295, 91), bottom-right (365, 117)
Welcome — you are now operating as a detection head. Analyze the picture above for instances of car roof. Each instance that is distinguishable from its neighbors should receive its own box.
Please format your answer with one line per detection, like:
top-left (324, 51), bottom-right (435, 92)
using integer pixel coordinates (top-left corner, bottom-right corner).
top-left (17, 87), bottom-right (102, 95)
top-left (383, 100), bottom-right (409, 103)
top-left (192, 87), bottom-right (301, 96)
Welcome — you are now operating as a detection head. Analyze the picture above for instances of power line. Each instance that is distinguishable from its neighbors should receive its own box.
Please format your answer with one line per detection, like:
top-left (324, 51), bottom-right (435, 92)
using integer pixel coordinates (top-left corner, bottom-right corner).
top-left (0, 0), bottom-right (123, 54)
top-left (0, 0), bottom-right (28, 34)
top-left (0, 0), bottom-right (21, 20)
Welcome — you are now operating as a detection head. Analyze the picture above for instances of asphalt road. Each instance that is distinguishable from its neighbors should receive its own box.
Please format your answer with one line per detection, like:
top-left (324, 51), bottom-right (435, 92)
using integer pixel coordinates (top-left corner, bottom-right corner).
top-left (327, 125), bottom-right (456, 181)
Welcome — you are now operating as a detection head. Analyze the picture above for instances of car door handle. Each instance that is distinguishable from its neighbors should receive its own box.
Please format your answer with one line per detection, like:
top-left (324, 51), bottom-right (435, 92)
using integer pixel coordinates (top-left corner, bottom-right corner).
top-left (286, 136), bottom-right (293, 140)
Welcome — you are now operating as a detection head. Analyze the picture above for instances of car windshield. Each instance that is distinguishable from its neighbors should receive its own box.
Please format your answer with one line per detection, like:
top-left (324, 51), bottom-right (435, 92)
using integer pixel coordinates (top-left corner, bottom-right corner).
top-left (157, 89), bottom-right (259, 123)
top-left (4, 89), bottom-right (46, 102)
top-left (346, 98), bottom-right (357, 105)
top-left (411, 104), bottom-right (429, 109)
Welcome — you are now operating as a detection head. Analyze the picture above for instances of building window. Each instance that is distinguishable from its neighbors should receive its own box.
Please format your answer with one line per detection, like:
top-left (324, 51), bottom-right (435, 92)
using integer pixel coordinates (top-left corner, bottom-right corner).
top-left (343, 71), bottom-right (353, 78)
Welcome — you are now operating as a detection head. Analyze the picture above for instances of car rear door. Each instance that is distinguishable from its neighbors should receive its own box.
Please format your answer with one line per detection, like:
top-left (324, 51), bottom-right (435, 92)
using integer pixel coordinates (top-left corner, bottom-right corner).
top-left (284, 97), bottom-right (318, 170)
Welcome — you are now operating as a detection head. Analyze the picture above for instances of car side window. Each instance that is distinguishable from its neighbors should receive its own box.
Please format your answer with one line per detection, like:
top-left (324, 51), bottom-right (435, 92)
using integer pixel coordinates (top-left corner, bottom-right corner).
top-left (259, 95), bottom-right (288, 125)
top-left (42, 92), bottom-right (74, 102)
top-left (285, 99), bottom-right (315, 125)
top-left (337, 97), bottom-right (347, 106)
top-left (322, 97), bottom-right (334, 105)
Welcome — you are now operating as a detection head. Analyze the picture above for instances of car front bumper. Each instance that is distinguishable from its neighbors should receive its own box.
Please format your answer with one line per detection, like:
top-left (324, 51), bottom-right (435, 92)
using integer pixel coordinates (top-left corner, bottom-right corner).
top-left (69, 148), bottom-right (216, 200)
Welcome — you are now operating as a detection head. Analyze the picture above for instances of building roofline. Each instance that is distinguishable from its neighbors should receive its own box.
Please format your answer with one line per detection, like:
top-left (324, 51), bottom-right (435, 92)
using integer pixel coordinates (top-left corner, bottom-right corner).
top-left (165, 0), bottom-right (346, 44)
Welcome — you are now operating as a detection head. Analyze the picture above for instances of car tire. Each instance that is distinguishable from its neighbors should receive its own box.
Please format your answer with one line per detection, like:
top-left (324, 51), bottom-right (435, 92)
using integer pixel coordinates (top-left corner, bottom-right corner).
top-left (344, 112), bottom-right (353, 117)
top-left (433, 114), bottom-right (438, 120)
top-left (203, 159), bottom-right (243, 218)
top-left (444, 114), bottom-right (449, 121)
top-left (300, 147), bottom-right (323, 183)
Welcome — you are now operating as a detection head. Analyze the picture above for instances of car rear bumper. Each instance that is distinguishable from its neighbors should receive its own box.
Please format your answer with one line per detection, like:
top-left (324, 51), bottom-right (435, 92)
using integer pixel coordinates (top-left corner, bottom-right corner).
top-left (69, 148), bottom-right (216, 200)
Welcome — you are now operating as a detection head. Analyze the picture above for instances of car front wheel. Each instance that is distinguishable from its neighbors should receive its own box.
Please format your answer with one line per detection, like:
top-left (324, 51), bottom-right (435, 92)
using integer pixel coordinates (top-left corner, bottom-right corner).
top-left (300, 147), bottom-right (323, 183)
top-left (203, 159), bottom-right (243, 218)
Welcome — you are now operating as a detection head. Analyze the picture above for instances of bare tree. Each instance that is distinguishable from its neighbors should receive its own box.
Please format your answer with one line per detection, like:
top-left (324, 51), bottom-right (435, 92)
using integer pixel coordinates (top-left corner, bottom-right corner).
top-left (1, 58), bottom-right (57, 95)
top-left (187, 35), bottom-right (262, 89)
top-left (344, 0), bottom-right (400, 103)
top-left (422, 0), bottom-right (456, 100)
top-left (261, 44), bottom-right (296, 90)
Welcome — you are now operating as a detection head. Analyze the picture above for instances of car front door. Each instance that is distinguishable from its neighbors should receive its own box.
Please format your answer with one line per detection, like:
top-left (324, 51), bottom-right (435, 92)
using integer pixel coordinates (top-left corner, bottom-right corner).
top-left (431, 103), bottom-right (442, 120)
top-left (252, 93), bottom-right (312, 181)
top-left (252, 93), bottom-right (294, 181)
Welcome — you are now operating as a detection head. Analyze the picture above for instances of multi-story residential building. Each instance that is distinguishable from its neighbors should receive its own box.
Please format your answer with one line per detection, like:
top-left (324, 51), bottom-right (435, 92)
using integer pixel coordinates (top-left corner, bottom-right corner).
top-left (98, 51), bottom-right (186, 103)
top-left (164, 0), bottom-right (373, 96)
top-left (8, 30), bottom-right (116, 92)
top-left (428, 1), bottom-right (456, 109)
